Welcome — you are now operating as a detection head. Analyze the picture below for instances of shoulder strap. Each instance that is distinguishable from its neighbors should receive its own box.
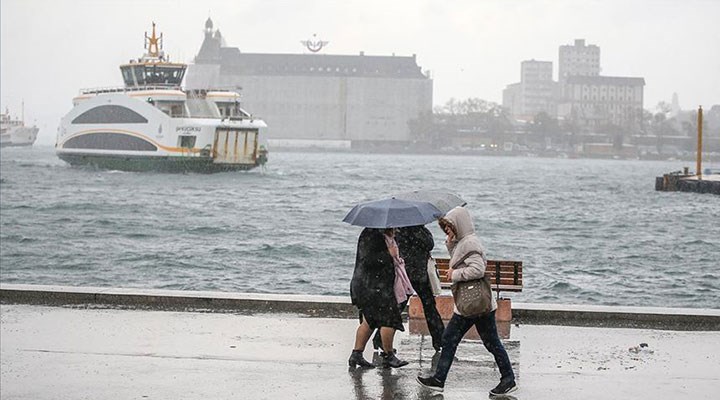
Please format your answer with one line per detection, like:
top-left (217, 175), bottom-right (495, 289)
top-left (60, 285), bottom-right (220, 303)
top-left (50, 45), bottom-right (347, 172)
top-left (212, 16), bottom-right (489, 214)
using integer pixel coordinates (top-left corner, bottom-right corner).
top-left (450, 250), bottom-right (484, 269)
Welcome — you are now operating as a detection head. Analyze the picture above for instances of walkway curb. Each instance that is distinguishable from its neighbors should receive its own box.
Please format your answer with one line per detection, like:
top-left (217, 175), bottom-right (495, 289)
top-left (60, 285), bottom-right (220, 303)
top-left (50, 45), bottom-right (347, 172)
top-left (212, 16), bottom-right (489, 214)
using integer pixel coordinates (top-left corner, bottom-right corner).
top-left (0, 284), bottom-right (357, 318)
top-left (512, 302), bottom-right (720, 331)
top-left (2, 284), bottom-right (719, 330)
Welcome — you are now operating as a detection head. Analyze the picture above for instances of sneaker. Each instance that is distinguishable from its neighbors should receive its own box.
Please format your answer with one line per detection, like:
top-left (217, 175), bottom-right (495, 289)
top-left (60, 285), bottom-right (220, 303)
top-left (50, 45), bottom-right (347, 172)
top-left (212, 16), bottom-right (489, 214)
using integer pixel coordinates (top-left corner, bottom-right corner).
top-left (416, 375), bottom-right (444, 392)
top-left (489, 379), bottom-right (517, 396)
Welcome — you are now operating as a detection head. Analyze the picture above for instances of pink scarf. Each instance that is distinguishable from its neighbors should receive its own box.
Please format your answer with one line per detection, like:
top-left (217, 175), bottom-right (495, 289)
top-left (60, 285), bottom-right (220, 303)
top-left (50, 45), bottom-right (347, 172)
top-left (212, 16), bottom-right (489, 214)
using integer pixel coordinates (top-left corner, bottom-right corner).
top-left (384, 233), bottom-right (415, 304)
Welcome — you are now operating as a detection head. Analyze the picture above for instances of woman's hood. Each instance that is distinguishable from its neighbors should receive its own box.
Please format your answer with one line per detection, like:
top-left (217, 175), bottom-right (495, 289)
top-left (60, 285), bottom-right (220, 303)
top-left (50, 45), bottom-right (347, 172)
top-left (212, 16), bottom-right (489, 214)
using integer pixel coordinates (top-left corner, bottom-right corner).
top-left (444, 206), bottom-right (475, 240)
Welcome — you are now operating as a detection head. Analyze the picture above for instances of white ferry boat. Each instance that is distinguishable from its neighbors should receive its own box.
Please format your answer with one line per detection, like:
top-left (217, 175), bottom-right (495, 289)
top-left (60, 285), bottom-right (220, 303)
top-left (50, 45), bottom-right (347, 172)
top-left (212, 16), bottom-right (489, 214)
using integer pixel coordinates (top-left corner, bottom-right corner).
top-left (1, 107), bottom-right (39, 148)
top-left (56, 23), bottom-right (267, 172)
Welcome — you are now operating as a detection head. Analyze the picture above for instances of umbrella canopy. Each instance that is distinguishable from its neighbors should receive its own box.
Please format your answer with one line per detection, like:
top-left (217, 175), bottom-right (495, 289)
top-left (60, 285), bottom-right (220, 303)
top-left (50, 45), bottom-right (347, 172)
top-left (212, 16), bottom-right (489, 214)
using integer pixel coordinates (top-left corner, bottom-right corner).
top-left (342, 198), bottom-right (443, 228)
top-left (393, 189), bottom-right (466, 215)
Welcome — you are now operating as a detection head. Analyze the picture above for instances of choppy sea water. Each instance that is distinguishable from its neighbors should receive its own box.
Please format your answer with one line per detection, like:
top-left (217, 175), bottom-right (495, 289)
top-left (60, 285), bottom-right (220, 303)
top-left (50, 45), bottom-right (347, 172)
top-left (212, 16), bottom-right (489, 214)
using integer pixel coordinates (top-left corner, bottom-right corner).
top-left (1, 146), bottom-right (719, 309)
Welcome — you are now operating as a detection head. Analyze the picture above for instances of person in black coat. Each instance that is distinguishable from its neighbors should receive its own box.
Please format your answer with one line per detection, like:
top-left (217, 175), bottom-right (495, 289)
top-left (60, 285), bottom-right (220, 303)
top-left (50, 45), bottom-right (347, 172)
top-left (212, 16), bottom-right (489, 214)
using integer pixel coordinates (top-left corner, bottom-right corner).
top-left (396, 225), bottom-right (445, 351)
top-left (348, 228), bottom-right (409, 369)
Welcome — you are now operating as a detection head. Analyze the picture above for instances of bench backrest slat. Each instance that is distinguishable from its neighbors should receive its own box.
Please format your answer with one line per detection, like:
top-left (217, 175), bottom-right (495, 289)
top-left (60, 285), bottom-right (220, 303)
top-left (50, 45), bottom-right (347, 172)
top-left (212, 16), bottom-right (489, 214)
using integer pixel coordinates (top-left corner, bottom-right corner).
top-left (434, 257), bottom-right (523, 292)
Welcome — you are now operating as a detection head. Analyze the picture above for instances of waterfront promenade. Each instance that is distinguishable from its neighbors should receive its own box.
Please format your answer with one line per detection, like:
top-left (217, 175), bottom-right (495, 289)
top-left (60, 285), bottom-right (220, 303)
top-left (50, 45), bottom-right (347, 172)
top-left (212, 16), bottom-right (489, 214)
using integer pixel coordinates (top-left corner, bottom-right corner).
top-left (1, 285), bottom-right (719, 399)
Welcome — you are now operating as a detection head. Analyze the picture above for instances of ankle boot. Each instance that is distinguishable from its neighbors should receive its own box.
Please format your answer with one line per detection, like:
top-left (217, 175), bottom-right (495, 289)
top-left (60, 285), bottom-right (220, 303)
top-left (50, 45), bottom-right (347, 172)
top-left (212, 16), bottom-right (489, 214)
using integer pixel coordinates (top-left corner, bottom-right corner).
top-left (348, 350), bottom-right (375, 369)
top-left (381, 350), bottom-right (409, 368)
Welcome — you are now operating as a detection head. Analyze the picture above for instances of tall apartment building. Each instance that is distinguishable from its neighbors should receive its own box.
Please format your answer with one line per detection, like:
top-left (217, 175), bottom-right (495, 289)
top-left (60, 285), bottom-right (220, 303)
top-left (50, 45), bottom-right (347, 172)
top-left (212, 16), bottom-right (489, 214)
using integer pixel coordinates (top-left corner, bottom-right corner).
top-left (502, 60), bottom-right (557, 120)
top-left (186, 19), bottom-right (433, 149)
top-left (558, 39), bottom-right (600, 82)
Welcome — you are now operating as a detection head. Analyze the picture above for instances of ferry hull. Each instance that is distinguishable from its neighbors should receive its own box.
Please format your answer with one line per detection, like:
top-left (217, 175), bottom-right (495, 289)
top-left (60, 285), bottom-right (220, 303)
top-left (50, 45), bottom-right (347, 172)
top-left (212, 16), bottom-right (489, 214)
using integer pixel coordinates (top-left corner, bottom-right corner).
top-left (57, 153), bottom-right (258, 173)
top-left (0, 126), bottom-right (39, 148)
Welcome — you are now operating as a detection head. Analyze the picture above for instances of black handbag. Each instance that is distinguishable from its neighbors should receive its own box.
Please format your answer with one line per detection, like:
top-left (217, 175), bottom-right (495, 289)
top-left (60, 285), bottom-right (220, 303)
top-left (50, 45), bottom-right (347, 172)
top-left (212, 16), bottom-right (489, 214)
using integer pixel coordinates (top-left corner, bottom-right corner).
top-left (451, 276), bottom-right (492, 316)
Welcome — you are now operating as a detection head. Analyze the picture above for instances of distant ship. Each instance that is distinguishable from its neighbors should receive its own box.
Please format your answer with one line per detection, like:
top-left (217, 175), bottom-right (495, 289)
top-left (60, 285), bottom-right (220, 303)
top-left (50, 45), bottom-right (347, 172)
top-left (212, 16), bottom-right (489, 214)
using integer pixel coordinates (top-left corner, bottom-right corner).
top-left (1, 107), bottom-right (39, 148)
top-left (56, 23), bottom-right (268, 172)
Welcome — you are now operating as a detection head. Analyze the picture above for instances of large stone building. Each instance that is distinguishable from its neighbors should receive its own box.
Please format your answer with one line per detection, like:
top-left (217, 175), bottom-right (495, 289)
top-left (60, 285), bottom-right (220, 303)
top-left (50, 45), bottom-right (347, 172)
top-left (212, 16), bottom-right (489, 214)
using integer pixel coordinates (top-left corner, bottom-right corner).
top-left (558, 75), bottom-right (645, 130)
top-left (186, 19), bottom-right (433, 149)
top-left (503, 39), bottom-right (644, 132)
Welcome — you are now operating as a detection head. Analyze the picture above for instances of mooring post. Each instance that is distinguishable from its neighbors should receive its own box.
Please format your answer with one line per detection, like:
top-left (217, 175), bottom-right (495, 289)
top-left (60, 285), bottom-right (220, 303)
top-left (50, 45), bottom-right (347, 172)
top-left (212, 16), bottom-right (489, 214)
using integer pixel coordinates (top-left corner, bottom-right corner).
top-left (697, 106), bottom-right (703, 180)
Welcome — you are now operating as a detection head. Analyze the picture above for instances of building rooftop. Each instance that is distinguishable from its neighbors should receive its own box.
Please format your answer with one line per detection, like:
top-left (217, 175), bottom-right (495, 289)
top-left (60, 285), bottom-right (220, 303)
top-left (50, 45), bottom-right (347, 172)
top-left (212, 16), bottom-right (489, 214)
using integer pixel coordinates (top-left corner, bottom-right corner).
top-left (566, 75), bottom-right (646, 86)
top-left (195, 20), bottom-right (428, 79)
top-left (216, 50), bottom-right (428, 79)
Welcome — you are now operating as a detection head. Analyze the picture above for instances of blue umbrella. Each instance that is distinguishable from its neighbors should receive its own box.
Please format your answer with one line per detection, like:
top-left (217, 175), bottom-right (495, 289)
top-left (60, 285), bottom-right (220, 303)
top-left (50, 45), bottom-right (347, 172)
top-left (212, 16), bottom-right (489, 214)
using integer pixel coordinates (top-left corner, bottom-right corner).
top-left (342, 198), bottom-right (443, 228)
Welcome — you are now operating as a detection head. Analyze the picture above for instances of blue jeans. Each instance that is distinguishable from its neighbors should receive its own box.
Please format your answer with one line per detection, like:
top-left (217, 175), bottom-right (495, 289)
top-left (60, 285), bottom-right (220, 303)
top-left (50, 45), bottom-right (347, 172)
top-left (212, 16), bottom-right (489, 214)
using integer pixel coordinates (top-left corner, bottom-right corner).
top-left (433, 311), bottom-right (515, 383)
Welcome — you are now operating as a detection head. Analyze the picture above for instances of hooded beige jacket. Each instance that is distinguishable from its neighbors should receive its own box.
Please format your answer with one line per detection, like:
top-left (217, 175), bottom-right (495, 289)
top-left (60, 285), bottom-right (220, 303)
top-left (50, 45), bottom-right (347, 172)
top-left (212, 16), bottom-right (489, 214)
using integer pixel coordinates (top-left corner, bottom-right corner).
top-left (444, 206), bottom-right (497, 315)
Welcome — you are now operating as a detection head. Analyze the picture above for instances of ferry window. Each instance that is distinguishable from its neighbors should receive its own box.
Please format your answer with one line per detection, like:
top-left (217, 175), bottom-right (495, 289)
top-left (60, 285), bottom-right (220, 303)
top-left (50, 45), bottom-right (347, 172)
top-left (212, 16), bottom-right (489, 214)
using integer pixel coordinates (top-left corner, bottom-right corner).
top-left (152, 67), bottom-right (181, 84)
top-left (121, 68), bottom-right (134, 86)
top-left (146, 66), bottom-right (162, 84)
top-left (133, 66), bottom-right (146, 85)
top-left (170, 104), bottom-right (184, 117)
top-left (63, 132), bottom-right (157, 151)
top-left (179, 136), bottom-right (196, 148)
top-left (72, 105), bottom-right (148, 124)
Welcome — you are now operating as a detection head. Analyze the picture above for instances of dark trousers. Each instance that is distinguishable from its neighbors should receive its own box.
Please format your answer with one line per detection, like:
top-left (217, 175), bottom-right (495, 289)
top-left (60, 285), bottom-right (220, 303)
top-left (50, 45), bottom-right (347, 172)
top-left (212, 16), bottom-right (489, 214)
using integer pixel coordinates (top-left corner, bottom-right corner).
top-left (433, 311), bottom-right (514, 383)
top-left (409, 276), bottom-right (445, 349)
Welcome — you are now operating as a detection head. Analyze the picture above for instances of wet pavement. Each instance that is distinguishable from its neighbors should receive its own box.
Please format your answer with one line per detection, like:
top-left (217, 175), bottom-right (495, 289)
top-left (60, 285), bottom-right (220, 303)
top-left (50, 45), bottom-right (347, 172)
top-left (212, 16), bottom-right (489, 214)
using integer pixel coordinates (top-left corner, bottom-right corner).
top-left (1, 303), bottom-right (718, 399)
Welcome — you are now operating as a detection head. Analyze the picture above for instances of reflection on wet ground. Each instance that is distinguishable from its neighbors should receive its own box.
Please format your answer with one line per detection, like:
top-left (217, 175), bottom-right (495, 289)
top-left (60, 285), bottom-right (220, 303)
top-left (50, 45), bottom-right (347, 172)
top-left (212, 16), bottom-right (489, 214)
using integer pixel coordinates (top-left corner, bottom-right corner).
top-left (346, 332), bottom-right (521, 400)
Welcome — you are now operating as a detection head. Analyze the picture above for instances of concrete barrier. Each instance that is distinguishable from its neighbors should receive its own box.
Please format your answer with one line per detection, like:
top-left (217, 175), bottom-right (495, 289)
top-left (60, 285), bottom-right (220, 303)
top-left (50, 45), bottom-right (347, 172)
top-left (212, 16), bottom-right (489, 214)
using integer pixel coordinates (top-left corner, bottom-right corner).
top-left (0, 284), bottom-right (357, 318)
top-left (512, 302), bottom-right (720, 331)
top-left (2, 284), bottom-right (719, 330)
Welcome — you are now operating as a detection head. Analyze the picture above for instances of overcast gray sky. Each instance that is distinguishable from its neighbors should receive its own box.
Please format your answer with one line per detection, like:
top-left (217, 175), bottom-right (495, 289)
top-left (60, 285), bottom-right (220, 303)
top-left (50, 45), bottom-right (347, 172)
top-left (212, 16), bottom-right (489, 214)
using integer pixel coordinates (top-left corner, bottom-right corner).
top-left (2, 0), bottom-right (719, 144)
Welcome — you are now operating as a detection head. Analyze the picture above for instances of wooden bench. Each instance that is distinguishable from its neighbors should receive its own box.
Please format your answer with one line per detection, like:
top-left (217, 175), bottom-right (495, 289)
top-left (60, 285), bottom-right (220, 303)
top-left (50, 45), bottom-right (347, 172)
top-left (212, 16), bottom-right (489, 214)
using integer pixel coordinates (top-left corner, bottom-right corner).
top-left (408, 257), bottom-right (523, 322)
top-left (435, 258), bottom-right (523, 294)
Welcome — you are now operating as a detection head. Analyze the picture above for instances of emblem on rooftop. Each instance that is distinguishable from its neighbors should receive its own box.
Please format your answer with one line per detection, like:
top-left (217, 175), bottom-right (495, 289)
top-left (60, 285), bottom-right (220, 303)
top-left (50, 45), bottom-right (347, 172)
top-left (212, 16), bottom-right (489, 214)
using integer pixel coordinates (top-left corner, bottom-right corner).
top-left (301, 34), bottom-right (329, 53)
